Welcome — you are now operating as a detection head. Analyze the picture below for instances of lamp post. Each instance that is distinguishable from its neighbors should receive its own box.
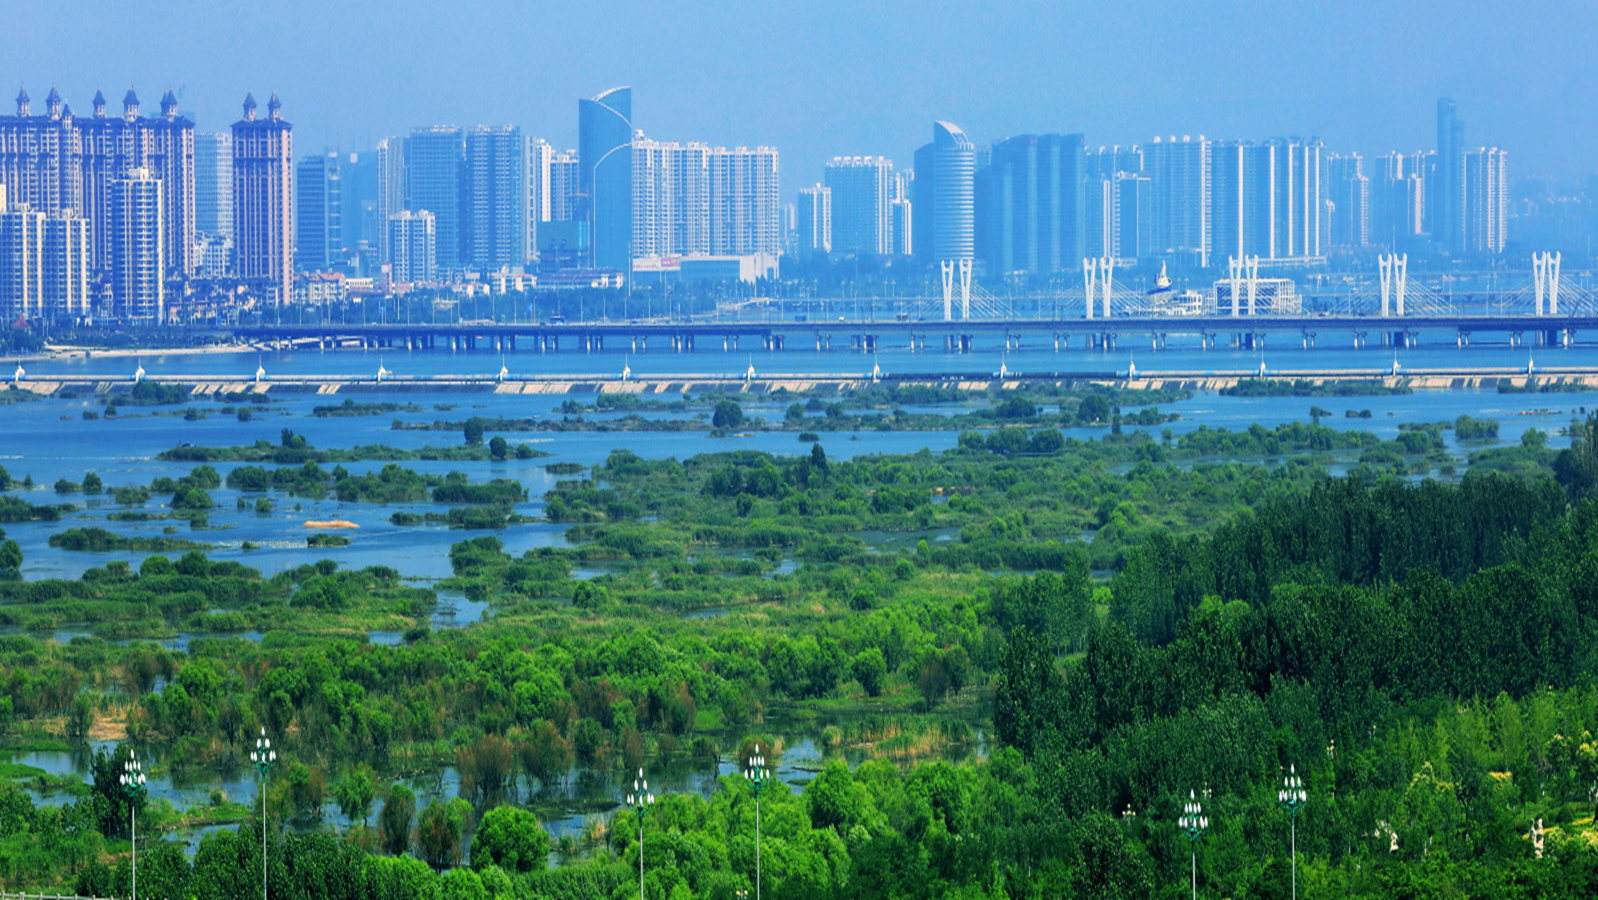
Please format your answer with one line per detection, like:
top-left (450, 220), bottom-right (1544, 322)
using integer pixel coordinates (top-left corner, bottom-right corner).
top-left (250, 728), bottom-right (277, 900)
top-left (627, 768), bottom-right (655, 900)
top-left (1279, 764), bottom-right (1307, 900)
top-left (745, 744), bottom-right (770, 900)
top-left (118, 752), bottom-right (147, 900)
top-left (1178, 789), bottom-right (1208, 900)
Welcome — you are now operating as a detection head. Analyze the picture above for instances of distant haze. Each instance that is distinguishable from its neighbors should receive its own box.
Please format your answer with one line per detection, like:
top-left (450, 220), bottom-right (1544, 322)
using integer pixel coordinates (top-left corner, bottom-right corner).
top-left (8, 0), bottom-right (1593, 183)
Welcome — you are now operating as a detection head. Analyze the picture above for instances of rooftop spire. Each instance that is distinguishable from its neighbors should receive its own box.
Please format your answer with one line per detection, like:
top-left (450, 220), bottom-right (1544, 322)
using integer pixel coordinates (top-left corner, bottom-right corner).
top-left (123, 87), bottom-right (140, 120)
top-left (242, 91), bottom-right (257, 121)
top-left (160, 88), bottom-right (177, 118)
top-left (92, 89), bottom-right (106, 117)
top-left (15, 85), bottom-right (29, 117)
top-left (267, 92), bottom-right (282, 120)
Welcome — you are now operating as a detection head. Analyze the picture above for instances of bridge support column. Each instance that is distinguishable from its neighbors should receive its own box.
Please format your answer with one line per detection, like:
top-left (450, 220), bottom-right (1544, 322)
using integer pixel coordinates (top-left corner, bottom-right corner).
top-left (1458, 331), bottom-right (1468, 348)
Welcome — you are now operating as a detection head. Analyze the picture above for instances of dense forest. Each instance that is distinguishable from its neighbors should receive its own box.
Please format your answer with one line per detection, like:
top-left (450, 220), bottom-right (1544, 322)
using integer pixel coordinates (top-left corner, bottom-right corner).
top-left (3, 408), bottom-right (1598, 897)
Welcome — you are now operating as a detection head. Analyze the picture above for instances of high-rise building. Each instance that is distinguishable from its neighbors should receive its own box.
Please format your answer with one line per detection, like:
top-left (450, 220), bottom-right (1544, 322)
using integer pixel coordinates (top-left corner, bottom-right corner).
top-left (40, 210), bottom-right (90, 317)
top-left (1371, 151), bottom-right (1428, 249)
top-left (231, 92), bottom-right (293, 303)
top-left (79, 89), bottom-right (194, 277)
top-left (1210, 141), bottom-right (1245, 265)
top-left (1434, 98), bottom-right (1465, 254)
top-left (578, 86), bottom-right (633, 272)
top-left (1115, 172), bottom-right (1152, 261)
top-left (2, 86), bottom-right (193, 277)
top-left (824, 156), bottom-right (894, 256)
top-left (111, 167), bottom-right (164, 319)
top-left (795, 184), bottom-right (830, 254)
top-left (1268, 138), bottom-right (1322, 260)
top-left (1145, 135), bottom-right (1210, 266)
top-left (913, 122), bottom-right (976, 265)
top-left (1325, 153), bottom-right (1369, 250)
top-left (632, 137), bottom-right (710, 258)
top-left (547, 147), bottom-right (580, 223)
top-left (709, 145), bottom-right (780, 256)
top-left (388, 210), bottom-right (436, 284)
top-left (0, 187), bottom-right (44, 321)
top-left (340, 150), bottom-right (379, 256)
top-left (194, 132), bottom-right (232, 239)
top-left (0, 86), bottom-right (82, 220)
top-left (295, 150), bottom-right (342, 271)
top-left (891, 197), bottom-right (913, 257)
top-left (976, 133), bottom-right (1085, 276)
top-left (1464, 147), bottom-right (1508, 255)
top-left (375, 136), bottom-right (405, 261)
top-left (464, 125), bottom-right (529, 272)
top-left (404, 126), bottom-right (463, 272)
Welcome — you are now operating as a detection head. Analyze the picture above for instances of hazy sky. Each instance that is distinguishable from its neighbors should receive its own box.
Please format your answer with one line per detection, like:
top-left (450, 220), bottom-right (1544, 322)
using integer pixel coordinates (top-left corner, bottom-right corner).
top-left (9, 0), bottom-right (1594, 185)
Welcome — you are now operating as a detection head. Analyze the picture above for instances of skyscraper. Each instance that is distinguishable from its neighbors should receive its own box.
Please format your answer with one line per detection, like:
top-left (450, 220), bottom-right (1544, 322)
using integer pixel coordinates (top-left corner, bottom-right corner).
top-left (295, 150), bottom-right (341, 271)
top-left (632, 137), bottom-right (710, 258)
top-left (913, 122), bottom-right (976, 266)
top-left (824, 156), bottom-right (894, 256)
top-left (2, 85), bottom-right (194, 278)
top-left (111, 167), bottom-right (164, 319)
top-left (0, 86), bottom-right (81, 219)
top-left (375, 136), bottom-right (405, 261)
top-left (1268, 138), bottom-right (1322, 260)
top-left (795, 184), bottom-right (830, 254)
top-left (976, 133), bottom-right (1085, 276)
top-left (193, 132), bottom-right (232, 239)
top-left (404, 126), bottom-right (464, 272)
top-left (231, 92), bottom-right (293, 303)
top-left (578, 87), bottom-right (633, 272)
top-left (79, 89), bottom-right (194, 277)
top-left (1210, 141), bottom-right (1245, 265)
top-left (1371, 151), bottom-right (1428, 250)
top-left (1325, 153), bottom-right (1369, 250)
top-left (547, 147), bottom-right (580, 222)
top-left (464, 125), bottom-right (530, 272)
top-left (340, 150), bottom-right (378, 258)
top-left (1464, 147), bottom-right (1508, 255)
top-left (1145, 135), bottom-right (1211, 266)
top-left (388, 210), bottom-right (436, 283)
top-left (1434, 98), bottom-right (1465, 254)
top-left (709, 146), bottom-right (780, 256)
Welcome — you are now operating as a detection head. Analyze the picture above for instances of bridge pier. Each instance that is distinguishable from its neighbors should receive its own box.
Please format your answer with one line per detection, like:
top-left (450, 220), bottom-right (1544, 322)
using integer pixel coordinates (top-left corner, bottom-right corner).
top-left (1458, 331), bottom-right (1469, 348)
top-left (1510, 332), bottom-right (1521, 348)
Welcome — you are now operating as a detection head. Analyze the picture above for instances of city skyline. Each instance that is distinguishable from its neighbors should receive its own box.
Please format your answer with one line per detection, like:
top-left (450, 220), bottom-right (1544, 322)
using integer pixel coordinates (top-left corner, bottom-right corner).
top-left (3, 1), bottom-right (1593, 188)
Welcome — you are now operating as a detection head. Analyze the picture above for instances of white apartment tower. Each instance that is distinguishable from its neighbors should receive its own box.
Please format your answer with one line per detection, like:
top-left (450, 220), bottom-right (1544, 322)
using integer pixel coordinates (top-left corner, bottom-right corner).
top-left (112, 167), bottom-right (165, 319)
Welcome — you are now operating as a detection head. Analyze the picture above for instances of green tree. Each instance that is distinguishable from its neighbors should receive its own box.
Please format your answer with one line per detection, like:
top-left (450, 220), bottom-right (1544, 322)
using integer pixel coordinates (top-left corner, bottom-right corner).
top-left (1078, 393), bottom-right (1112, 423)
top-left (488, 435), bottom-right (508, 459)
top-left (464, 418), bottom-right (486, 445)
top-left (852, 648), bottom-right (887, 697)
top-left (334, 766), bottom-right (376, 826)
top-left (711, 400), bottom-right (745, 429)
top-left (416, 797), bottom-right (472, 870)
top-left (379, 783), bottom-right (416, 855)
top-left (0, 539), bottom-right (20, 579)
top-left (470, 805), bottom-right (549, 873)
top-left (82, 471), bottom-right (103, 494)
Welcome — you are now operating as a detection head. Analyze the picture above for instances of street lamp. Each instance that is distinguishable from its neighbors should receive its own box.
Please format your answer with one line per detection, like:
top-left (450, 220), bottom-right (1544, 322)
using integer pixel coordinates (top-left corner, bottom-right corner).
top-left (118, 752), bottom-right (147, 900)
top-left (1279, 764), bottom-right (1307, 900)
top-left (250, 728), bottom-right (277, 900)
top-left (1178, 789), bottom-right (1209, 900)
top-left (744, 744), bottom-right (770, 900)
top-left (627, 768), bottom-right (656, 900)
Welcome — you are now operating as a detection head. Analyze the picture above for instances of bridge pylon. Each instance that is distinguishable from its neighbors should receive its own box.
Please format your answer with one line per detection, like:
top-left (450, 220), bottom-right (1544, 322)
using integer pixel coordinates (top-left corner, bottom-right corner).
top-left (1379, 253), bottom-right (1408, 317)
top-left (1534, 252), bottom-right (1561, 316)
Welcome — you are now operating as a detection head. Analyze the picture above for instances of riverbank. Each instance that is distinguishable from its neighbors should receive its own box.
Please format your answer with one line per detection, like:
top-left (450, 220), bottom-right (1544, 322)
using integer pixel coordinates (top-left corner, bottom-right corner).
top-left (7, 366), bottom-right (1598, 396)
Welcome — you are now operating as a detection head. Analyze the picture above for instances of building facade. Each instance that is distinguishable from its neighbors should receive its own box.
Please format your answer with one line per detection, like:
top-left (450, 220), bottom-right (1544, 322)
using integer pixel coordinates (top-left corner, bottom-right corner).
top-left (194, 131), bottom-right (232, 239)
top-left (231, 93), bottom-right (293, 303)
top-left (578, 86), bottom-right (633, 272)
top-left (1144, 135), bottom-right (1210, 266)
top-left (464, 125), bottom-right (530, 272)
top-left (824, 156), bottom-right (894, 256)
top-left (709, 145), bottom-right (780, 257)
top-left (296, 150), bottom-right (342, 271)
top-left (795, 184), bottom-right (830, 254)
top-left (111, 167), bottom-right (164, 319)
top-left (404, 126), bottom-right (464, 272)
top-left (976, 133), bottom-right (1086, 276)
top-left (913, 122), bottom-right (976, 265)
top-left (388, 210), bottom-right (436, 284)
top-left (1464, 147), bottom-right (1508, 255)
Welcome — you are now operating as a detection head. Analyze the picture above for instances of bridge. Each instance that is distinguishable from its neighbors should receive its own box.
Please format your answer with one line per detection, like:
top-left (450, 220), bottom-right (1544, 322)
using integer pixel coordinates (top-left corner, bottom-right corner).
top-left (230, 312), bottom-right (1598, 356)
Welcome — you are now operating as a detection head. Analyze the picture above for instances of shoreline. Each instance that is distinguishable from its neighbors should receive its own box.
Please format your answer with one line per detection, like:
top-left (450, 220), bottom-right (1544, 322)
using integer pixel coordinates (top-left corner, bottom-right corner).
top-left (4, 368), bottom-right (1598, 396)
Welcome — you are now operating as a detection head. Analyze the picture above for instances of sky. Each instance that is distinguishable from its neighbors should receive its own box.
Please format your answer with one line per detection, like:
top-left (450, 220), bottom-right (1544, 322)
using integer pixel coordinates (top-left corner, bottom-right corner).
top-left (9, 0), bottom-right (1595, 186)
